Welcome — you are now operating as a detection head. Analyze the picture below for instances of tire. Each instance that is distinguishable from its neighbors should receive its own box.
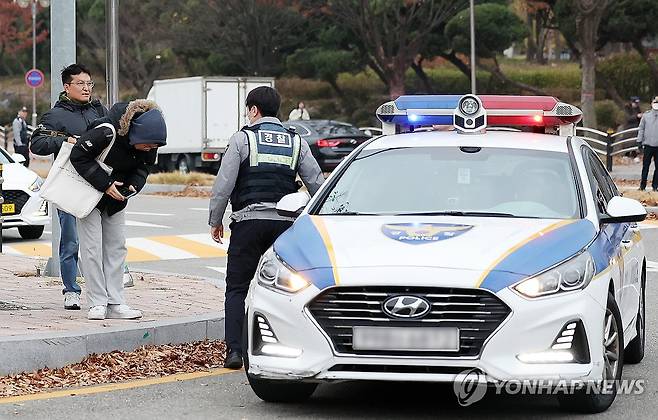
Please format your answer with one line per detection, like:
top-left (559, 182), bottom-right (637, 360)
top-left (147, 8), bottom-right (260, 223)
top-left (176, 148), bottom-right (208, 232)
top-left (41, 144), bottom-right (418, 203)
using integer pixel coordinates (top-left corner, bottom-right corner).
top-left (242, 312), bottom-right (317, 403)
top-left (18, 225), bottom-right (44, 240)
top-left (558, 292), bottom-right (624, 413)
top-left (625, 264), bottom-right (646, 364)
top-left (176, 154), bottom-right (192, 174)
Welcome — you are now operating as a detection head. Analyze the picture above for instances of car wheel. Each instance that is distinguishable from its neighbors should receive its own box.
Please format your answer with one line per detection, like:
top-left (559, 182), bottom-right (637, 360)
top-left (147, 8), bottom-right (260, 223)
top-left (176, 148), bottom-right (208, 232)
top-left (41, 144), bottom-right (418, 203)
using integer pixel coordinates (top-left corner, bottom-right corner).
top-left (176, 154), bottom-right (191, 174)
top-left (242, 312), bottom-right (317, 403)
top-left (625, 264), bottom-right (646, 364)
top-left (18, 225), bottom-right (44, 240)
top-left (558, 292), bottom-right (624, 413)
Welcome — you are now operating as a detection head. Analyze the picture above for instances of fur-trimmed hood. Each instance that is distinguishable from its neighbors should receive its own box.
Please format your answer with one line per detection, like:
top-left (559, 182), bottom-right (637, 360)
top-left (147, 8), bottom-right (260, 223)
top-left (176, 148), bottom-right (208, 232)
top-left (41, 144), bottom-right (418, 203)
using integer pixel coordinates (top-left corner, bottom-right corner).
top-left (96, 100), bottom-right (166, 145)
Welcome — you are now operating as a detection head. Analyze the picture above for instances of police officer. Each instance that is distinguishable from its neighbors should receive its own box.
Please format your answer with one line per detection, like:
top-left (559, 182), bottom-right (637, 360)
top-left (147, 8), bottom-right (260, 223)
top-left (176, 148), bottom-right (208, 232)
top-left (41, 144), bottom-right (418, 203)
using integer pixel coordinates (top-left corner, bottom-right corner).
top-left (209, 86), bottom-right (324, 369)
top-left (12, 107), bottom-right (30, 167)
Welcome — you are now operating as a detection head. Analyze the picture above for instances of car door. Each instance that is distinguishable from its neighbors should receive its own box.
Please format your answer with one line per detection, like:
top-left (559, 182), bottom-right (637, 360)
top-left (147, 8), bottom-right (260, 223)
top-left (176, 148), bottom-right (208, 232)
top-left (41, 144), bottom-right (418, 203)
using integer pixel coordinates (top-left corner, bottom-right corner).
top-left (585, 148), bottom-right (641, 327)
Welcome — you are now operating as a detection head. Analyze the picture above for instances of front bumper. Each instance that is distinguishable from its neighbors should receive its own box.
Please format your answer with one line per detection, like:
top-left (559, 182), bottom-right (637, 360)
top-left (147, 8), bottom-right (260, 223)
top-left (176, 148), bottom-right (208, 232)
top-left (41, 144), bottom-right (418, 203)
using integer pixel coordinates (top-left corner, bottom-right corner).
top-left (246, 275), bottom-right (609, 383)
top-left (1, 195), bottom-right (49, 228)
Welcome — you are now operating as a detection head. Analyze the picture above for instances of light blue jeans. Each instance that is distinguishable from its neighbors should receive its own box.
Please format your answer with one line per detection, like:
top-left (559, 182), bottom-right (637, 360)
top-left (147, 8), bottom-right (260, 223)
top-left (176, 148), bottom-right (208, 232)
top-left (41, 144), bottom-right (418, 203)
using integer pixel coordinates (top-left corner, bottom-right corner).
top-left (58, 209), bottom-right (81, 294)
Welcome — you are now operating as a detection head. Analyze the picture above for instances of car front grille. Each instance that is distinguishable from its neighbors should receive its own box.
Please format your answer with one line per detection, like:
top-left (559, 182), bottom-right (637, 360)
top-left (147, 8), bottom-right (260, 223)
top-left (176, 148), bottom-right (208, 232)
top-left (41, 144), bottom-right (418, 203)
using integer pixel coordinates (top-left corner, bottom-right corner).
top-left (1, 190), bottom-right (30, 215)
top-left (307, 286), bottom-right (511, 357)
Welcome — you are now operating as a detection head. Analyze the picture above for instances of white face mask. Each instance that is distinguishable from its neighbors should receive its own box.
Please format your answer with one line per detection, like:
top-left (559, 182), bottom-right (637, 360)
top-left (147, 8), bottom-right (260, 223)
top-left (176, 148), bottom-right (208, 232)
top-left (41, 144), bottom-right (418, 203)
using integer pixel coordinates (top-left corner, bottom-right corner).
top-left (652, 103), bottom-right (658, 111)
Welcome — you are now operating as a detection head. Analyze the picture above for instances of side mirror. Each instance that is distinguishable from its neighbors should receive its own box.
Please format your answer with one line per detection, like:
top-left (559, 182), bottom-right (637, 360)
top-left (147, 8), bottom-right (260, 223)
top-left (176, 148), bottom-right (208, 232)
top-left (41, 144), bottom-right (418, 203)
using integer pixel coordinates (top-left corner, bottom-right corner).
top-left (600, 196), bottom-right (647, 224)
top-left (12, 153), bottom-right (26, 164)
top-left (276, 192), bottom-right (310, 218)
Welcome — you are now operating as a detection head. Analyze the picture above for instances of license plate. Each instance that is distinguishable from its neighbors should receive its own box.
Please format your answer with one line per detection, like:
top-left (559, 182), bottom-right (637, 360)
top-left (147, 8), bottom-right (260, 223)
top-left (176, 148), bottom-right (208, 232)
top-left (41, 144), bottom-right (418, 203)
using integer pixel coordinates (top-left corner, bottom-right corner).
top-left (352, 326), bottom-right (460, 351)
top-left (1, 203), bottom-right (15, 214)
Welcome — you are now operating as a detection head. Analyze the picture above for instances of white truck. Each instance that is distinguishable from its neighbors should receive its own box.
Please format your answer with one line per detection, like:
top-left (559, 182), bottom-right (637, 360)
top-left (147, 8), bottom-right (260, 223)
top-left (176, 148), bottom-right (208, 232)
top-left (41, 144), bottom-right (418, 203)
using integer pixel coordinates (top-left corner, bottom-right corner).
top-left (146, 76), bottom-right (275, 173)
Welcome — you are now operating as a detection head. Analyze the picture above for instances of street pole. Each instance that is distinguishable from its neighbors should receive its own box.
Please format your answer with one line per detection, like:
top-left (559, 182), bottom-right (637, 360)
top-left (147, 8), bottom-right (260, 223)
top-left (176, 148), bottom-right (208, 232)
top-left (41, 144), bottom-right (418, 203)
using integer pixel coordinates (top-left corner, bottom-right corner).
top-left (31, 0), bottom-right (37, 127)
top-left (45, 0), bottom-right (76, 277)
top-left (106, 0), bottom-right (120, 107)
top-left (469, 0), bottom-right (476, 95)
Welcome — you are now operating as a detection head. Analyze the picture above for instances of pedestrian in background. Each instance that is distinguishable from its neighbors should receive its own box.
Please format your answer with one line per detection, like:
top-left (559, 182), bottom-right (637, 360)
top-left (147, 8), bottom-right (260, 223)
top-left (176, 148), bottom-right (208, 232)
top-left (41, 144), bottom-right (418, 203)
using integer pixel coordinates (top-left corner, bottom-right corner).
top-left (637, 96), bottom-right (658, 191)
top-left (209, 87), bottom-right (324, 369)
top-left (12, 106), bottom-right (30, 167)
top-left (31, 63), bottom-right (108, 310)
top-left (288, 101), bottom-right (310, 121)
top-left (71, 99), bottom-right (166, 320)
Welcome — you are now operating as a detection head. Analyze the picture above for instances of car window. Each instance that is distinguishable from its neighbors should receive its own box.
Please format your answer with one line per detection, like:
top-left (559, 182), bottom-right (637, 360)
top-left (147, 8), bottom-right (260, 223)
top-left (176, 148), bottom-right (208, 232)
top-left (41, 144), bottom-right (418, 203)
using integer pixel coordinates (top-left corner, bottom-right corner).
top-left (285, 124), bottom-right (311, 137)
top-left (315, 124), bottom-right (362, 137)
top-left (316, 147), bottom-right (580, 219)
top-left (582, 147), bottom-right (616, 213)
top-left (0, 148), bottom-right (13, 164)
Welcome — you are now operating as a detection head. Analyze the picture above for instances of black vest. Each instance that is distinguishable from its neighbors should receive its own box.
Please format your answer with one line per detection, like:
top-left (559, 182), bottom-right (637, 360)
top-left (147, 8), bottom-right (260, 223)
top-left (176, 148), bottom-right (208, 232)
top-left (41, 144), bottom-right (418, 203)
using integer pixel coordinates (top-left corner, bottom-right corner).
top-left (230, 122), bottom-right (301, 212)
top-left (15, 117), bottom-right (28, 145)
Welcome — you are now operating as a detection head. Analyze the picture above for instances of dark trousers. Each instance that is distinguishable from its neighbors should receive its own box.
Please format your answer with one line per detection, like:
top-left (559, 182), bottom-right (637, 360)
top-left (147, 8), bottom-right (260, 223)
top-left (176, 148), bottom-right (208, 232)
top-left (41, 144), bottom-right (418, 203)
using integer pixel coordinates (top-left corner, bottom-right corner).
top-left (640, 145), bottom-right (658, 190)
top-left (13, 145), bottom-right (30, 167)
top-left (224, 219), bottom-right (293, 354)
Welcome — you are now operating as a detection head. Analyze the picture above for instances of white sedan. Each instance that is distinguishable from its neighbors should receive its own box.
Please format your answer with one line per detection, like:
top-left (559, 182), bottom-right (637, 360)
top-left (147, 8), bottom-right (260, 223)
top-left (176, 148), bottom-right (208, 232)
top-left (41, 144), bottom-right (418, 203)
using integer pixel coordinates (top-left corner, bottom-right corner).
top-left (1, 147), bottom-right (48, 239)
top-left (243, 95), bottom-right (646, 413)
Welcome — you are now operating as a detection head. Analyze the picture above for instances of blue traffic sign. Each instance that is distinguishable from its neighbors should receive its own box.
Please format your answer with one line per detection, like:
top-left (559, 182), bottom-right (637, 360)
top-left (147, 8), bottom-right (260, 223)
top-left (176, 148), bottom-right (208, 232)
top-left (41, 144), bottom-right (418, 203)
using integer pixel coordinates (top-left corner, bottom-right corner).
top-left (25, 69), bottom-right (45, 88)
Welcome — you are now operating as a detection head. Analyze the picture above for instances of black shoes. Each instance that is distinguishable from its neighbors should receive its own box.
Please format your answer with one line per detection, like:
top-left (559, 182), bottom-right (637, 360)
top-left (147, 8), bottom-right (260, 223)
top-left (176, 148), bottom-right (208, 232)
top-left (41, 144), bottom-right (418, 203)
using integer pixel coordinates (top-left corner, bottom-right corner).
top-left (224, 351), bottom-right (243, 369)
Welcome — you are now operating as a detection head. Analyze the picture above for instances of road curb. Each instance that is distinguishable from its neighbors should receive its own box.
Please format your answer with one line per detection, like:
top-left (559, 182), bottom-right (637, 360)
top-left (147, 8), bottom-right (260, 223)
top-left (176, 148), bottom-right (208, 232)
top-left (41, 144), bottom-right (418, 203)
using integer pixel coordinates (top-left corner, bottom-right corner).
top-left (142, 184), bottom-right (187, 193)
top-left (0, 312), bottom-right (225, 376)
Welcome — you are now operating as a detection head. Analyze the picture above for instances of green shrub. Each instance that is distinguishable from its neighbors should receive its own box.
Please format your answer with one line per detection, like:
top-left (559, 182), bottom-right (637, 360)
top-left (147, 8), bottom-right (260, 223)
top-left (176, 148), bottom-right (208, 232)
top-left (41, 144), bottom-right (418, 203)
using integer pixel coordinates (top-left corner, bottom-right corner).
top-left (598, 53), bottom-right (656, 102)
top-left (594, 100), bottom-right (625, 131)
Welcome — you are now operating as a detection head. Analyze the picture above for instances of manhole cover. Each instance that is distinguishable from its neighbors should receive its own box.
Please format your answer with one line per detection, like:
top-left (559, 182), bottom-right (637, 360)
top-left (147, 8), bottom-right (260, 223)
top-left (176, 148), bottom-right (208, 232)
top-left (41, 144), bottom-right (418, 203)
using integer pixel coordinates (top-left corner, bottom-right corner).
top-left (0, 301), bottom-right (32, 311)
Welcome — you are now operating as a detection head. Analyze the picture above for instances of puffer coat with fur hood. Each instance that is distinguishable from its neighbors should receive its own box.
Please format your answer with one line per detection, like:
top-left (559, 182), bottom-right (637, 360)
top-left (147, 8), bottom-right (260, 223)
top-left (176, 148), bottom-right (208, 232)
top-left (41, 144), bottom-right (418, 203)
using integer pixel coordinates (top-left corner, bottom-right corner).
top-left (70, 100), bottom-right (166, 216)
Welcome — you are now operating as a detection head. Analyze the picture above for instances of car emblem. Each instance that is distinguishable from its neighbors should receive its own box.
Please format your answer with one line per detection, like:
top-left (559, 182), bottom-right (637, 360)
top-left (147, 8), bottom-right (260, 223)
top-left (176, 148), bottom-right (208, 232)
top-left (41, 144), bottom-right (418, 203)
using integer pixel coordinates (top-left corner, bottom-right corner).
top-left (382, 295), bottom-right (431, 318)
top-left (349, 139), bottom-right (357, 145)
top-left (381, 223), bottom-right (473, 245)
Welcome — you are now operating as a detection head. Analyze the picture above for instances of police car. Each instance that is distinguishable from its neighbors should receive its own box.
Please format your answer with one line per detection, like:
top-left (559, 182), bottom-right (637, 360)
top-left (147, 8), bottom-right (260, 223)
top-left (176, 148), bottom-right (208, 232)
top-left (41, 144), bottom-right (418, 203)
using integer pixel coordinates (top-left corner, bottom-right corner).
top-left (0, 147), bottom-right (48, 239)
top-left (243, 95), bottom-right (647, 413)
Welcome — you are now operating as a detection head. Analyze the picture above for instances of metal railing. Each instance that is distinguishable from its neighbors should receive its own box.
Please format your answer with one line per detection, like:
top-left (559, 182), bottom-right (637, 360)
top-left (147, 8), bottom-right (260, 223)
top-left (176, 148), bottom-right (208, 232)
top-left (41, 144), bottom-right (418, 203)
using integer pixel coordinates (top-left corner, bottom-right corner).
top-left (0, 124), bottom-right (36, 153)
top-left (575, 126), bottom-right (639, 171)
top-left (0, 126), bottom-right (6, 151)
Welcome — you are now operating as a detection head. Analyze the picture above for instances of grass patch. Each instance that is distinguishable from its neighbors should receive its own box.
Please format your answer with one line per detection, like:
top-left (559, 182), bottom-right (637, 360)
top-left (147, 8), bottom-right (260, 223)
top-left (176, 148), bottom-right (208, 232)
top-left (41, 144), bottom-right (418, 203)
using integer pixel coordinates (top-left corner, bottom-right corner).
top-left (147, 171), bottom-right (215, 186)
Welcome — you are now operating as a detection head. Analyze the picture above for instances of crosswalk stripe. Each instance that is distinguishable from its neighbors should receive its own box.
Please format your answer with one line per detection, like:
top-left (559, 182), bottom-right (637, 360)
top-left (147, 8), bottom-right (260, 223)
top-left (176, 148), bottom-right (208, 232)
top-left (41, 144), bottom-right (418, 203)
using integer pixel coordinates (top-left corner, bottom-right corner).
top-left (126, 246), bottom-right (161, 262)
top-left (180, 233), bottom-right (230, 251)
top-left (126, 238), bottom-right (198, 260)
top-left (150, 236), bottom-right (227, 258)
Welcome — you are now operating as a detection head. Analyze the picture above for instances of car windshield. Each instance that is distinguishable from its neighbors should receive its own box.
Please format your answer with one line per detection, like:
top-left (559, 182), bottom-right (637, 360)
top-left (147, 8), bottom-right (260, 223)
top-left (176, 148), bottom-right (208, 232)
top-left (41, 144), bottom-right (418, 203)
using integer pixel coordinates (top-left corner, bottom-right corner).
top-left (313, 123), bottom-right (362, 137)
top-left (316, 146), bottom-right (580, 219)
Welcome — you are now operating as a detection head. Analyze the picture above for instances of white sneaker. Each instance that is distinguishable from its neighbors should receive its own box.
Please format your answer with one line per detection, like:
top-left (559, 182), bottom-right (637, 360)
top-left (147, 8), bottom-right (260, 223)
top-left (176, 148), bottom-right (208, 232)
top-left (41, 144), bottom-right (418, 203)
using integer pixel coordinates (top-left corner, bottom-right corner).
top-left (88, 305), bottom-right (107, 320)
top-left (64, 292), bottom-right (81, 310)
top-left (106, 304), bottom-right (142, 319)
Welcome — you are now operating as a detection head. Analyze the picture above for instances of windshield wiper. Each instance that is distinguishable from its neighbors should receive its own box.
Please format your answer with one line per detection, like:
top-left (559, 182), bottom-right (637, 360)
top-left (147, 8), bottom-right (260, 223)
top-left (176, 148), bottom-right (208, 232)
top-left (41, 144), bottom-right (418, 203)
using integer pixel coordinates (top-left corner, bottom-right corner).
top-left (320, 211), bottom-right (380, 216)
top-left (394, 211), bottom-right (517, 217)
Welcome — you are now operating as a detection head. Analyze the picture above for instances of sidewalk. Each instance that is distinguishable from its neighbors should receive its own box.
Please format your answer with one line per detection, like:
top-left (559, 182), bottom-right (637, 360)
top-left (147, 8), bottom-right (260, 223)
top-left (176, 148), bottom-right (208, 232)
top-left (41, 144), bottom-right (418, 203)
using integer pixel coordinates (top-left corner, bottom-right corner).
top-left (0, 254), bottom-right (225, 376)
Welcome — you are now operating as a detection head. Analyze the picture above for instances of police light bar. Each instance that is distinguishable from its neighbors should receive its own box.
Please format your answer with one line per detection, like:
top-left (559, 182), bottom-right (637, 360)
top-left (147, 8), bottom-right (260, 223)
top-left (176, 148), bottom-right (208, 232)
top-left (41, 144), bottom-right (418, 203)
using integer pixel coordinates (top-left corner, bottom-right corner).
top-left (376, 94), bottom-right (582, 136)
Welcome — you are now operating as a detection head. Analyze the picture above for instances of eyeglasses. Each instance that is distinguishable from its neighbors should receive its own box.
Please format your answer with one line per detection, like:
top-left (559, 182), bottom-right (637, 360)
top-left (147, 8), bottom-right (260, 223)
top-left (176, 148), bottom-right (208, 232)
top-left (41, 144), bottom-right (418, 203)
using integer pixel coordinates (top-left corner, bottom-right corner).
top-left (67, 81), bottom-right (95, 88)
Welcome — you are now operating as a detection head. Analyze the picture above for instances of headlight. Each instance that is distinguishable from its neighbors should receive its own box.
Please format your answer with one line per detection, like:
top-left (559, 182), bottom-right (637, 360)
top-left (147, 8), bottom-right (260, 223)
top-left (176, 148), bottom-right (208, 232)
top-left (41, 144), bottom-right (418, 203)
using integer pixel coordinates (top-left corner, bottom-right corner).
top-left (29, 177), bottom-right (43, 192)
top-left (257, 248), bottom-right (310, 293)
top-left (512, 251), bottom-right (595, 298)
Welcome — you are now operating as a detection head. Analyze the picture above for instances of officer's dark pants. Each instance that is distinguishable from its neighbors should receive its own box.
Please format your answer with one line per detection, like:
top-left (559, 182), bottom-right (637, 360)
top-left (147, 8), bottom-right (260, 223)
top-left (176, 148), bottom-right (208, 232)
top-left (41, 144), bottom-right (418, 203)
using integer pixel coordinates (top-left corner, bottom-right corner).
top-left (640, 145), bottom-right (658, 190)
top-left (14, 145), bottom-right (30, 167)
top-left (224, 219), bottom-right (293, 354)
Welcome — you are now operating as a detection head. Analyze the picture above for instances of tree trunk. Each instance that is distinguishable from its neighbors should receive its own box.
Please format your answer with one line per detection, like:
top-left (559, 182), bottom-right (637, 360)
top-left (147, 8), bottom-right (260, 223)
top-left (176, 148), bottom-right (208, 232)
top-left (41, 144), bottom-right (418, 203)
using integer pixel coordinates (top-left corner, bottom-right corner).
top-left (526, 13), bottom-right (537, 62)
top-left (388, 72), bottom-right (406, 99)
top-left (411, 59), bottom-right (433, 93)
top-left (633, 40), bottom-right (658, 92)
top-left (580, 49), bottom-right (597, 128)
top-left (438, 51), bottom-right (471, 79)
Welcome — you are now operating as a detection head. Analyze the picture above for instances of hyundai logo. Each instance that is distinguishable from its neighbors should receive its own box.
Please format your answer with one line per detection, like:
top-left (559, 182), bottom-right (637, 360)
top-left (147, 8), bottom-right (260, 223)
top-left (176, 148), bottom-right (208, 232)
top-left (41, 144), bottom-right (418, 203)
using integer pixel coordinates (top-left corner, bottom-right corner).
top-left (382, 295), bottom-right (431, 318)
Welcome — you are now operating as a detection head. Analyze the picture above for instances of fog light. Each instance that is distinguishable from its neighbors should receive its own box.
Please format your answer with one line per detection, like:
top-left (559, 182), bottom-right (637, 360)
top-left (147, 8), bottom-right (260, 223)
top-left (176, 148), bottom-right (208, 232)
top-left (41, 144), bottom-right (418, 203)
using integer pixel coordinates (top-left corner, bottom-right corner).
top-left (260, 344), bottom-right (302, 358)
top-left (517, 350), bottom-right (574, 363)
top-left (35, 200), bottom-right (48, 216)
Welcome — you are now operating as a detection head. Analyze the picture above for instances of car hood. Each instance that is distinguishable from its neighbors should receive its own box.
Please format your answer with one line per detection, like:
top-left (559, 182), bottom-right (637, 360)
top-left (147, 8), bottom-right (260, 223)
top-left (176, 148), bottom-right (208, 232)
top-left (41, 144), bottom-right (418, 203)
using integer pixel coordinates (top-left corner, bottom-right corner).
top-left (1, 162), bottom-right (40, 190)
top-left (273, 214), bottom-right (598, 291)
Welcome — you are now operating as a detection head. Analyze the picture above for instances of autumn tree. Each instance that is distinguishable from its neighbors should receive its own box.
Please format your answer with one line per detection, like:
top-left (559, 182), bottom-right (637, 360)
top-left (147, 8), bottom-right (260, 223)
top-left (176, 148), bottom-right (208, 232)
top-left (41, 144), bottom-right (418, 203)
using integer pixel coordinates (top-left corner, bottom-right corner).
top-left (0, 2), bottom-right (48, 75)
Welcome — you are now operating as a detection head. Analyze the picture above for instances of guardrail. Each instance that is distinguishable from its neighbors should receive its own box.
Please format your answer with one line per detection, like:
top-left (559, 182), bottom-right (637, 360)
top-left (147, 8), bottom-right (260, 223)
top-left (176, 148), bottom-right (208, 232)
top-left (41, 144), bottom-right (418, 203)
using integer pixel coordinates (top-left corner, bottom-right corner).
top-left (0, 125), bottom-right (6, 150)
top-left (1, 124), bottom-right (36, 153)
top-left (575, 126), bottom-right (639, 171)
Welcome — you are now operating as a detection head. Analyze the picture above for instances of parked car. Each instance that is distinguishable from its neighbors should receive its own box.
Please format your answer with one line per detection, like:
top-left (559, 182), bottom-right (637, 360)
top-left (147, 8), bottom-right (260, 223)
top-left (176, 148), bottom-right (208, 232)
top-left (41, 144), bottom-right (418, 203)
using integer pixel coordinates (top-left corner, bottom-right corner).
top-left (282, 120), bottom-right (371, 172)
top-left (0, 147), bottom-right (48, 239)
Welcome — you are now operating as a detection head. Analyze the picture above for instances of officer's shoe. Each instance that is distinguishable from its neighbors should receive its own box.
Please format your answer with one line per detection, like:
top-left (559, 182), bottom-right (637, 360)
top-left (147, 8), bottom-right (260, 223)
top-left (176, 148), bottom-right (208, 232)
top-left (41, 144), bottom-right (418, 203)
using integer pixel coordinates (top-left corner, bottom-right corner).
top-left (224, 351), bottom-right (243, 369)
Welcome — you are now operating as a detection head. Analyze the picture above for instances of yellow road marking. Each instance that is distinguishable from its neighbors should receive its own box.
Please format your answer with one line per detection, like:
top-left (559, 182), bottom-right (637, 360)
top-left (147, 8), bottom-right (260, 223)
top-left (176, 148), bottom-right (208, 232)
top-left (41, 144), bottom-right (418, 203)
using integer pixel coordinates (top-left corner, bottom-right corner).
top-left (9, 243), bottom-right (51, 257)
top-left (150, 236), bottom-right (227, 258)
top-left (0, 368), bottom-right (239, 405)
top-left (125, 247), bottom-right (161, 262)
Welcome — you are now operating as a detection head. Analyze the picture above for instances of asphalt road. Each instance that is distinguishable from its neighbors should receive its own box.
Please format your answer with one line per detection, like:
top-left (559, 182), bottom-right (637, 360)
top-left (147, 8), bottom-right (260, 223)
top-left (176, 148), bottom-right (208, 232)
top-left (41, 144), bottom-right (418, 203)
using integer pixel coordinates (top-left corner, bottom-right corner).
top-left (1, 225), bottom-right (658, 419)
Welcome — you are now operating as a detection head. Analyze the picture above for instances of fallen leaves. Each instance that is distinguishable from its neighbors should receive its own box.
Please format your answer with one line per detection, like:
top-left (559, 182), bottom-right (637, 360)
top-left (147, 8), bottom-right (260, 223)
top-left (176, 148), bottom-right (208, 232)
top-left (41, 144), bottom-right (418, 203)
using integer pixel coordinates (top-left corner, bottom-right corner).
top-left (0, 340), bottom-right (226, 398)
top-left (152, 186), bottom-right (212, 198)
